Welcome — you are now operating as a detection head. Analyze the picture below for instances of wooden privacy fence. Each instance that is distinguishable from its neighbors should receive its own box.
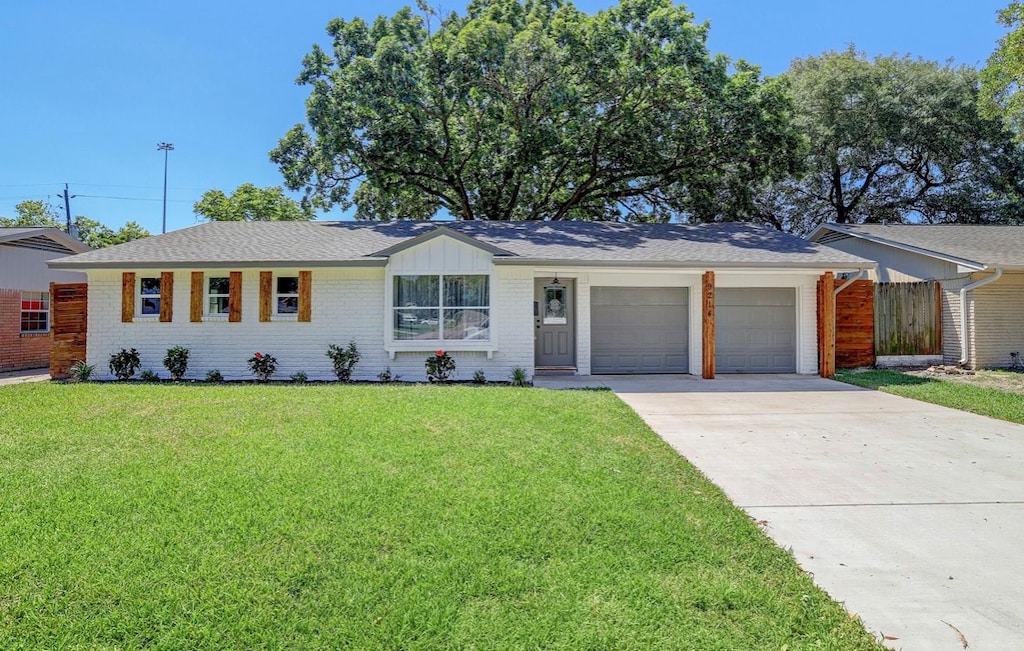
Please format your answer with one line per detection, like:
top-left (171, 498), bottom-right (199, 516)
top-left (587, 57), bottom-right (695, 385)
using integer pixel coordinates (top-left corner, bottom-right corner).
top-left (50, 282), bottom-right (88, 379)
top-left (835, 279), bottom-right (875, 368)
top-left (874, 281), bottom-right (942, 356)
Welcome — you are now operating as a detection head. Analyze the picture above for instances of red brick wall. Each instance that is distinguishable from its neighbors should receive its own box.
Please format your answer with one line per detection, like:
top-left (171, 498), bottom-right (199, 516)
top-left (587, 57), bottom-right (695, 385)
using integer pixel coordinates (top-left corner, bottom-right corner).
top-left (0, 289), bottom-right (50, 372)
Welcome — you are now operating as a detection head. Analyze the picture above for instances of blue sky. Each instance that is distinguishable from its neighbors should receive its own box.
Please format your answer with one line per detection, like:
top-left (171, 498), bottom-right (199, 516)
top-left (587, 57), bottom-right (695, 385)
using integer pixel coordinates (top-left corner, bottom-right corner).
top-left (0, 0), bottom-right (1009, 232)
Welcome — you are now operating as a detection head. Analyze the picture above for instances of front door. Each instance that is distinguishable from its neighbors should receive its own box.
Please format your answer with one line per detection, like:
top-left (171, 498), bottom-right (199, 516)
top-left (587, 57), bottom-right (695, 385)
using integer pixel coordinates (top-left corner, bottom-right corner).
top-left (534, 278), bottom-right (575, 367)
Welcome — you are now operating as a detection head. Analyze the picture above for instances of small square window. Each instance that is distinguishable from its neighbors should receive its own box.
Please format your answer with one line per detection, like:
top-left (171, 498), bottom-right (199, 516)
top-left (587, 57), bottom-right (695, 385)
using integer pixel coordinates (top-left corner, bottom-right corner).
top-left (208, 277), bottom-right (230, 315)
top-left (20, 291), bottom-right (49, 333)
top-left (276, 276), bottom-right (298, 314)
top-left (139, 277), bottom-right (161, 315)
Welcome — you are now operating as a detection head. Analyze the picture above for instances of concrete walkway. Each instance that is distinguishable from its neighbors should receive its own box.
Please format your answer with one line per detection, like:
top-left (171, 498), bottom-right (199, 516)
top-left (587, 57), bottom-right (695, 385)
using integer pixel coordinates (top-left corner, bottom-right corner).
top-left (536, 374), bottom-right (1024, 650)
top-left (0, 367), bottom-right (50, 386)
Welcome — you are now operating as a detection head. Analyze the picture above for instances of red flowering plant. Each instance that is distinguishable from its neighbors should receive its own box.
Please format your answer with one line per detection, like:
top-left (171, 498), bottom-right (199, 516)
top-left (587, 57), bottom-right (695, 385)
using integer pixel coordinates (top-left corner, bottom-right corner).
top-left (247, 351), bottom-right (278, 382)
top-left (425, 349), bottom-right (456, 382)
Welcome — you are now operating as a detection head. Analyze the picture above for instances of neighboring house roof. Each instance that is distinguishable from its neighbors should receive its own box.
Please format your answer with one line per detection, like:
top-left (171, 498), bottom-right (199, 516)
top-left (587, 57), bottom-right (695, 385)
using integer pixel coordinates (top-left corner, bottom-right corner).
top-left (808, 223), bottom-right (1024, 271)
top-left (49, 220), bottom-right (872, 270)
top-left (0, 226), bottom-right (91, 254)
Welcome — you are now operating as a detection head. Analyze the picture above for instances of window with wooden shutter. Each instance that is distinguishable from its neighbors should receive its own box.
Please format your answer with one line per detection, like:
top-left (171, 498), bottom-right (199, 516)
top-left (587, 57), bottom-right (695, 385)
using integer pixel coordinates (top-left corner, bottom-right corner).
top-left (259, 271), bottom-right (272, 322)
top-left (298, 270), bottom-right (311, 322)
top-left (190, 272), bottom-right (203, 322)
top-left (121, 272), bottom-right (135, 323)
top-left (159, 271), bottom-right (174, 322)
top-left (228, 271), bottom-right (242, 322)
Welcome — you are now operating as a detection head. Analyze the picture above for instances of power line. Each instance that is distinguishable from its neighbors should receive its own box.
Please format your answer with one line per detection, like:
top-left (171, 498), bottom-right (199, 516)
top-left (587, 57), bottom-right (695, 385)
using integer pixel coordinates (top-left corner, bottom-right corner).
top-left (76, 194), bottom-right (192, 203)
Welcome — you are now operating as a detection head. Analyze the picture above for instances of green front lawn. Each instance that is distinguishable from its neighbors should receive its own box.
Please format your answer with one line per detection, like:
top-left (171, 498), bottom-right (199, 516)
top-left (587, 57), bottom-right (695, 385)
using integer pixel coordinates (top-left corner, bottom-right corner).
top-left (0, 384), bottom-right (880, 649)
top-left (836, 369), bottom-right (1024, 425)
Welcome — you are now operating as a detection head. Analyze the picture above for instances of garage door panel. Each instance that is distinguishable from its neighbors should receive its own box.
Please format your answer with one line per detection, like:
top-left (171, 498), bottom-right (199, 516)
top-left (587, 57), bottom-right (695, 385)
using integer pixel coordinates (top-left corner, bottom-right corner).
top-left (591, 287), bottom-right (689, 374)
top-left (715, 288), bottom-right (796, 374)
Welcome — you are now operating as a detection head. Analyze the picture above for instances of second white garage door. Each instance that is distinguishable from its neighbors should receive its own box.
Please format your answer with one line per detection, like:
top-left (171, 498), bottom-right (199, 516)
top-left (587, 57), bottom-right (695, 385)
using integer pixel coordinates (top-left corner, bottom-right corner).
top-left (591, 287), bottom-right (688, 374)
top-left (715, 288), bottom-right (796, 373)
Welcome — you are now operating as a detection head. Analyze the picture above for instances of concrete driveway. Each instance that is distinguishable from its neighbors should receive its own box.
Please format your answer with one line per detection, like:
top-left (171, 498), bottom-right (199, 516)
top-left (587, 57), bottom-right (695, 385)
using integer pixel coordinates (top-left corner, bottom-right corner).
top-left (539, 374), bottom-right (1024, 649)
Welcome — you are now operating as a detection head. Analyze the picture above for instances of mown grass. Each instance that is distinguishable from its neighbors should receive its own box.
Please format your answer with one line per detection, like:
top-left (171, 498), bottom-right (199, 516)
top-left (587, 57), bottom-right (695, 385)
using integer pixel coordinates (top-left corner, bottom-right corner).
top-left (836, 369), bottom-right (1024, 425)
top-left (0, 383), bottom-right (881, 649)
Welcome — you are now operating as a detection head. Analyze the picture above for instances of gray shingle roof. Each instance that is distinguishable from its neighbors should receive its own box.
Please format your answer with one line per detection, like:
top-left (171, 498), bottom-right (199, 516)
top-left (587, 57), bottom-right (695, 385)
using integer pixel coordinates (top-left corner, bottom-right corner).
top-left (49, 220), bottom-right (871, 269)
top-left (0, 226), bottom-right (91, 253)
top-left (812, 223), bottom-right (1024, 269)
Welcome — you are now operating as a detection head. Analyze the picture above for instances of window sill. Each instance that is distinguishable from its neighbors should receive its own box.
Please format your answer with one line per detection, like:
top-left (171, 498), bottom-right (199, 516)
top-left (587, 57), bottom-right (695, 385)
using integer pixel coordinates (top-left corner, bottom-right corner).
top-left (202, 315), bottom-right (230, 322)
top-left (385, 343), bottom-right (496, 360)
top-left (20, 331), bottom-right (50, 337)
top-left (271, 314), bottom-right (299, 322)
top-left (134, 315), bottom-right (161, 322)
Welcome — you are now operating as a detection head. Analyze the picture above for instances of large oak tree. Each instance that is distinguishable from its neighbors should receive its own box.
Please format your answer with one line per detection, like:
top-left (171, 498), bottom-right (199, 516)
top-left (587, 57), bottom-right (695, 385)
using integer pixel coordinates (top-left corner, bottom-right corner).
top-left (271, 0), bottom-right (801, 221)
top-left (752, 49), bottom-right (1024, 233)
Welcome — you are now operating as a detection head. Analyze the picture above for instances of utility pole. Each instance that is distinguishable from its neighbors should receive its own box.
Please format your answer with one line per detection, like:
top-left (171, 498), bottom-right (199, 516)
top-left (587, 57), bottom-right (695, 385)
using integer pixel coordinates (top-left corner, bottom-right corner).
top-left (60, 183), bottom-right (76, 234)
top-left (157, 142), bottom-right (174, 234)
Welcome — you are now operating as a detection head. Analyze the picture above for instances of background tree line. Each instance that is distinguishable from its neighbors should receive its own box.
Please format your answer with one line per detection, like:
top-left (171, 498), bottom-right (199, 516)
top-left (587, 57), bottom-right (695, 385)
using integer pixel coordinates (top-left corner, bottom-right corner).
top-left (9, 1), bottom-right (1024, 237)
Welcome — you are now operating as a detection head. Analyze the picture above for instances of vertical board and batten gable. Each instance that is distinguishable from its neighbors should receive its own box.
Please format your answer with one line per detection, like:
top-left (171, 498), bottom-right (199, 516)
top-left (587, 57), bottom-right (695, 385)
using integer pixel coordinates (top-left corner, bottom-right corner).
top-left (386, 235), bottom-right (494, 275)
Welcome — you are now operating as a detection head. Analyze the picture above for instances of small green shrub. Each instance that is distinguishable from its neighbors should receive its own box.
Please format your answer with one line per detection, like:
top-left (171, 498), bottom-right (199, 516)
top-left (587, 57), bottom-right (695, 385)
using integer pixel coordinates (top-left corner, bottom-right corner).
top-left (326, 341), bottom-right (361, 382)
top-left (377, 367), bottom-right (401, 383)
top-left (206, 369), bottom-right (224, 383)
top-left (108, 348), bottom-right (141, 381)
top-left (426, 350), bottom-right (456, 383)
top-left (290, 371), bottom-right (308, 383)
top-left (140, 369), bottom-right (160, 382)
top-left (68, 360), bottom-right (95, 382)
top-left (510, 366), bottom-right (530, 387)
top-left (247, 352), bottom-right (277, 382)
top-left (472, 369), bottom-right (486, 384)
top-left (163, 346), bottom-right (190, 381)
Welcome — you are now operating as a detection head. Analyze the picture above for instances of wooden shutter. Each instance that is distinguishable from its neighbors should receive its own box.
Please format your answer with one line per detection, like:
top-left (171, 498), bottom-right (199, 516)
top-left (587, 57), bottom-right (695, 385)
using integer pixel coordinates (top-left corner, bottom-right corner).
top-left (298, 270), bottom-right (311, 322)
top-left (121, 272), bottom-right (135, 323)
top-left (228, 271), bottom-right (242, 322)
top-left (259, 271), bottom-right (272, 322)
top-left (190, 272), bottom-right (204, 322)
top-left (159, 272), bottom-right (174, 322)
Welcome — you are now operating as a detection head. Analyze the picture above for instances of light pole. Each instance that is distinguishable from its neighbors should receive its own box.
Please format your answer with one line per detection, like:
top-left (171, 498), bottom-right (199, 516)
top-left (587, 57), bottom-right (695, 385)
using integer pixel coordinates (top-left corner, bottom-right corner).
top-left (157, 142), bottom-right (174, 233)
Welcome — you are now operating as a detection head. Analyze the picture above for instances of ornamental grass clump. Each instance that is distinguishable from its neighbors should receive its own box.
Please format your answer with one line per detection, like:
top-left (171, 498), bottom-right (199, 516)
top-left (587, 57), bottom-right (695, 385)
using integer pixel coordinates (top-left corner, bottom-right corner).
top-left (425, 349), bottom-right (455, 382)
top-left (247, 352), bottom-right (278, 382)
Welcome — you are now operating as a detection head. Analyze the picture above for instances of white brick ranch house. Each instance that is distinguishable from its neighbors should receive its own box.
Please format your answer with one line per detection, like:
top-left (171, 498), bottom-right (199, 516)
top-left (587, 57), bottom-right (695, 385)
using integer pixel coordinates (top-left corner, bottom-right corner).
top-left (47, 220), bottom-right (871, 381)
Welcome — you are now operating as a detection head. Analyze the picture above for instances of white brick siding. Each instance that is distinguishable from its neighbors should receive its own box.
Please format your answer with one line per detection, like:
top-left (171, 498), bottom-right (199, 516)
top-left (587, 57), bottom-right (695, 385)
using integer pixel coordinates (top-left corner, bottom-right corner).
top-left (84, 240), bottom-right (830, 380)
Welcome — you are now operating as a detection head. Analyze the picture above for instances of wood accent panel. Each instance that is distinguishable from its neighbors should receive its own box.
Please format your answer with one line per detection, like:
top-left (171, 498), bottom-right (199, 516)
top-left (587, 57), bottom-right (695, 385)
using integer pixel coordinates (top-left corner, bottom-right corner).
top-left (298, 270), bottom-right (311, 323)
top-left (228, 272), bottom-right (242, 322)
top-left (259, 271), bottom-right (272, 323)
top-left (121, 272), bottom-right (135, 323)
top-left (50, 282), bottom-right (88, 379)
top-left (835, 279), bottom-right (875, 368)
top-left (701, 271), bottom-right (715, 379)
top-left (817, 272), bottom-right (836, 378)
top-left (191, 272), bottom-right (204, 322)
top-left (159, 271), bottom-right (174, 322)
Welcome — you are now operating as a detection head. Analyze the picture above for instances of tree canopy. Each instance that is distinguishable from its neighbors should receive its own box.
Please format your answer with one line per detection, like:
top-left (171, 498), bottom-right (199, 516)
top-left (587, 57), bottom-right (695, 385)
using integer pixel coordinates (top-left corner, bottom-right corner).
top-left (193, 183), bottom-right (313, 222)
top-left (271, 0), bottom-right (801, 221)
top-left (0, 200), bottom-right (151, 248)
top-left (980, 3), bottom-right (1024, 139)
top-left (751, 49), bottom-right (1024, 233)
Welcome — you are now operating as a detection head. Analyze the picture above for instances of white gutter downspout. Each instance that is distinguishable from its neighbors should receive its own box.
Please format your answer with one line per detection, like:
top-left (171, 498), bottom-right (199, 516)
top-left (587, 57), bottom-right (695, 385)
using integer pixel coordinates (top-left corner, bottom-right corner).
top-left (959, 269), bottom-right (1003, 366)
top-left (834, 269), bottom-right (868, 296)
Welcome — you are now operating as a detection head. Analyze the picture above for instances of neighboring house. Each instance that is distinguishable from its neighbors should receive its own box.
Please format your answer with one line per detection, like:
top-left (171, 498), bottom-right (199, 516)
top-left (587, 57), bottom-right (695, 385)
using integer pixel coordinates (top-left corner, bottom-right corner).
top-left (48, 220), bottom-right (869, 381)
top-left (0, 227), bottom-right (90, 372)
top-left (809, 223), bottom-right (1024, 369)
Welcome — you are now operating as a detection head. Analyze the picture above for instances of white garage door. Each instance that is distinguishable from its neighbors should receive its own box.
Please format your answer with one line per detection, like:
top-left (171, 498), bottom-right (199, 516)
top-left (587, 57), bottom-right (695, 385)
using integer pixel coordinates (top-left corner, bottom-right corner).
top-left (716, 288), bottom-right (796, 373)
top-left (591, 287), bottom-right (688, 374)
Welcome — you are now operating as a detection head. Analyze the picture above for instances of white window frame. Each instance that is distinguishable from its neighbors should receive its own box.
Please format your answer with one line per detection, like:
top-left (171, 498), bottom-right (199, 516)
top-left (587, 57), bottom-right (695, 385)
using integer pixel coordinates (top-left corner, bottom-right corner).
top-left (137, 276), bottom-right (161, 318)
top-left (275, 275), bottom-right (300, 317)
top-left (205, 276), bottom-right (230, 318)
top-left (20, 290), bottom-right (50, 334)
top-left (386, 272), bottom-right (495, 358)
